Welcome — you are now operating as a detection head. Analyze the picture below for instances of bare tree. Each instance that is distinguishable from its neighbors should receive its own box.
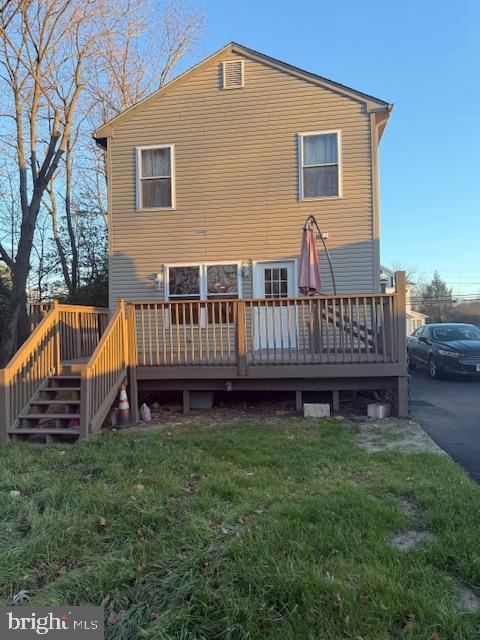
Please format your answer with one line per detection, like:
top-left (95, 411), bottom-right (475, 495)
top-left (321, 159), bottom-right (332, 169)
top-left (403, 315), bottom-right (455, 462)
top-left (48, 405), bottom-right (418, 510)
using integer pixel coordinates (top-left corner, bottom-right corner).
top-left (92, 0), bottom-right (204, 120)
top-left (45, 0), bottom-right (204, 299)
top-left (0, 0), bottom-right (115, 364)
top-left (0, 0), bottom-right (203, 364)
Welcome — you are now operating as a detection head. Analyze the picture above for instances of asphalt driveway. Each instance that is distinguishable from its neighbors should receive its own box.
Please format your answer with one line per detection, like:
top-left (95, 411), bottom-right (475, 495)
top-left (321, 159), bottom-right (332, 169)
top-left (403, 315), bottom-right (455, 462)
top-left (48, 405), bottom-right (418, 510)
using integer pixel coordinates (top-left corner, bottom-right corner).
top-left (410, 368), bottom-right (480, 483)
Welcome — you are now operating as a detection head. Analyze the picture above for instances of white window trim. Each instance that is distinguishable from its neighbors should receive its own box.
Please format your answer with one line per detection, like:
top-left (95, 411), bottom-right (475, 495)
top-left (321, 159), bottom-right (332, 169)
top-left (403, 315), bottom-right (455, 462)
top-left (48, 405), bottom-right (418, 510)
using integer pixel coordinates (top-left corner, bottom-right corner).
top-left (164, 262), bottom-right (243, 300)
top-left (136, 144), bottom-right (176, 211)
top-left (298, 130), bottom-right (342, 201)
top-left (222, 59), bottom-right (245, 90)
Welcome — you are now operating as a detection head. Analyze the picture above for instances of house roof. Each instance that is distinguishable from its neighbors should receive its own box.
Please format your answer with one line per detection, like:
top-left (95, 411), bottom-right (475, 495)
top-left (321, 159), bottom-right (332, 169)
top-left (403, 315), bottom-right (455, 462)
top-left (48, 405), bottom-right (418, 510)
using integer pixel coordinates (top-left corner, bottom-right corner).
top-left (94, 41), bottom-right (392, 146)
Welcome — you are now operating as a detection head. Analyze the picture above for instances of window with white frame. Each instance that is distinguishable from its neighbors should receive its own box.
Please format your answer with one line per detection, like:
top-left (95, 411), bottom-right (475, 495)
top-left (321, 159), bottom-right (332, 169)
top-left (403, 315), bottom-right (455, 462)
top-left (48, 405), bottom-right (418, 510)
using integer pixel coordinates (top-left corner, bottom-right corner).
top-left (167, 264), bottom-right (239, 323)
top-left (299, 131), bottom-right (340, 199)
top-left (137, 146), bottom-right (174, 209)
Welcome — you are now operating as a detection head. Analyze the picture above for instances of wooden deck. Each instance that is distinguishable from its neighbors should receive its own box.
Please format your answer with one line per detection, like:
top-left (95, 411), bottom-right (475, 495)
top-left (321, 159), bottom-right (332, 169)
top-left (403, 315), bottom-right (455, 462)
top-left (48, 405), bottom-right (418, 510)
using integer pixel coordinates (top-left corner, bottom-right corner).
top-left (1, 273), bottom-right (408, 444)
top-left (129, 274), bottom-right (408, 416)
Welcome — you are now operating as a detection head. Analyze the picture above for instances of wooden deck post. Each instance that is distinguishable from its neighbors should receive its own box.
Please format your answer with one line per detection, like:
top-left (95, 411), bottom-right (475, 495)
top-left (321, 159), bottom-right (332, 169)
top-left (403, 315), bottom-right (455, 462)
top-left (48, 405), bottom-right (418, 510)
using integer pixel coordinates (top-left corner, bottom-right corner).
top-left (395, 271), bottom-right (407, 371)
top-left (383, 296), bottom-right (393, 360)
top-left (396, 376), bottom-right (409, 418)
top-left (127, 303), bottom-right (139, 424)
top-left (235, 300), bottom-right (247, 376)
top-left (394, 271), bottom-right (409, 417)
top-left (52, 302), bottom-right (61, 373)
top-left (295, 391), bottom-right (303, 412)
top-left (117, 299), bottom-right (127, 366)
top-left (0, 368), bottom-right (11, 442)
top-left (332, 390), bottom-right (340, 412)
top-left (183, 390), bottom-right (190, 414)
top-left (79, 369), bottom-right (90, 440)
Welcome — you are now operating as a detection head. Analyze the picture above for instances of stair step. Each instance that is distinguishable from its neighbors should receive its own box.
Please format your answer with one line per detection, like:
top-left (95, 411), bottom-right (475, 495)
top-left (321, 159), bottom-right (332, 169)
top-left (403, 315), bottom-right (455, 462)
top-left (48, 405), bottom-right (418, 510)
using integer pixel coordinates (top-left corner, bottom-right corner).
top-left (43, 387), bottom-right (81, 393)
top-left (33, 400), bottom-right (81, 405)
top-left (51, 375), bottom-right (81, 380)
top-left (21, 413), bottom-right (81, 420)
top-left (9, 428), bottom-right (80, 435)
top-left (60, 366), bottom-right (86, 375)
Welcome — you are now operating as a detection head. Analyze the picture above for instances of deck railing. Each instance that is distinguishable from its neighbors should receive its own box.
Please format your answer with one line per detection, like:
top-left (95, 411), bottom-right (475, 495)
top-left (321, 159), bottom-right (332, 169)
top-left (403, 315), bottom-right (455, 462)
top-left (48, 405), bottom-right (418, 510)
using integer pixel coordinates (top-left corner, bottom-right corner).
top-left (129, 284), bottom-right (404, 372)
top-left (80, 301), bottom-right (128, 438)
top-left (28, 302), bottom-right (52, 332)
top-left (0, 303), bottom-right (110, 438)
top-left (58, 305), bottom-right (109, 361)
top-left (0, 307), bottom-right (59, 436)
top-left (28, 304), bottom-right (109, 351)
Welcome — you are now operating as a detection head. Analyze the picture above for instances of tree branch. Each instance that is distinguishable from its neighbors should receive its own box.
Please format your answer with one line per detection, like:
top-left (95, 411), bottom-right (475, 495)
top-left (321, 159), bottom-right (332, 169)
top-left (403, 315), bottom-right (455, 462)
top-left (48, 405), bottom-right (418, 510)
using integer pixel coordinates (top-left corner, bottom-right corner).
top-left (0, 240), bottom-right (14, 269)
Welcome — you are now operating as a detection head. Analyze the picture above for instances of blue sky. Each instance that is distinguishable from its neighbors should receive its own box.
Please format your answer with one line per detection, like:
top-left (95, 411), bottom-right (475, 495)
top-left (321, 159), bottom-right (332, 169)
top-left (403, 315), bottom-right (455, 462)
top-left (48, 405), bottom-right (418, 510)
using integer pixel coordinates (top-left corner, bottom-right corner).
top-left (195, 0), bottom-right (480, 295)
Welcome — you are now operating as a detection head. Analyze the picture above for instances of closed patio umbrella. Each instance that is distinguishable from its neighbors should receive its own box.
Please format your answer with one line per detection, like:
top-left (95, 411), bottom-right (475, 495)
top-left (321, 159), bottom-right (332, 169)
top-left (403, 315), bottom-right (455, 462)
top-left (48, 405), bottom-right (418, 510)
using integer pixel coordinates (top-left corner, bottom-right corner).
top-left (299, 215), bottom-right (337, 295)
top-left (299, 218), bottom-right (322, 295)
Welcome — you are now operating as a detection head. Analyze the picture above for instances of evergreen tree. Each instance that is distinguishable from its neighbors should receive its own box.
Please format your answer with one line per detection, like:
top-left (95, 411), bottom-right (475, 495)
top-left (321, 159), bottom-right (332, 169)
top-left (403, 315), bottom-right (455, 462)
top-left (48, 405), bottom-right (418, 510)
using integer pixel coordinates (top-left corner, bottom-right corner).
top-left (419, 272), bottom-right (455, 322)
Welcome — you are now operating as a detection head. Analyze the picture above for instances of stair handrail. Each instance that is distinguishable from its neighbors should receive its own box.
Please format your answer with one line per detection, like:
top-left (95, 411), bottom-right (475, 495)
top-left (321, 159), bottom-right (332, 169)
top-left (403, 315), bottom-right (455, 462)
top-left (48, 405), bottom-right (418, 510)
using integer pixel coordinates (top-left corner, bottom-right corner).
top-left (0, 303), bottom-right (61, 440)
top-left (80, 300), bottom-right (128, 439)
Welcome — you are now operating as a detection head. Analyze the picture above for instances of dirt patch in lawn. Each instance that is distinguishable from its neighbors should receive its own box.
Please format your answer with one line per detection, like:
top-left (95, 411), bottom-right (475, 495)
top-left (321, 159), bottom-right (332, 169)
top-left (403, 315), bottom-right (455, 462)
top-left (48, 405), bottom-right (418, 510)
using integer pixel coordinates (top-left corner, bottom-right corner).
top-left (451, 579), bottom-right (480, 613)
top-left (398, 498), bottom-right (424, 520)
top-left (390, 529), bottom-right (435, 551)
top-left (120, 400), bottom-right (300, 434)
top-left (353, 418), bottom-right (446, 455)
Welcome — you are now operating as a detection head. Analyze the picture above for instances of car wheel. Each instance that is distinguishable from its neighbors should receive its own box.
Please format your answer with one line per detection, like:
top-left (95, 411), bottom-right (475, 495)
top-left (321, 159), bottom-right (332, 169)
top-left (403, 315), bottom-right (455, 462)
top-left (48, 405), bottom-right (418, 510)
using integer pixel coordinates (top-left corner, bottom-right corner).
top-left (428, 356), bottom-right (442, 379)
top-left (407, 351), bottom-right (416, 370)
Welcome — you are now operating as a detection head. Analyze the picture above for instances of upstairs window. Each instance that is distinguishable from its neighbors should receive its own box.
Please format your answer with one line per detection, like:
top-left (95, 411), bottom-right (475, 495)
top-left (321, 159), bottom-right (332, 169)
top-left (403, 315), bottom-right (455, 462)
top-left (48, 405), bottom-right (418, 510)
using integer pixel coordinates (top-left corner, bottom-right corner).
top-left (136, 145), bottom-right (174, 210)
top-left (299, 131), bottom-right (341, 199)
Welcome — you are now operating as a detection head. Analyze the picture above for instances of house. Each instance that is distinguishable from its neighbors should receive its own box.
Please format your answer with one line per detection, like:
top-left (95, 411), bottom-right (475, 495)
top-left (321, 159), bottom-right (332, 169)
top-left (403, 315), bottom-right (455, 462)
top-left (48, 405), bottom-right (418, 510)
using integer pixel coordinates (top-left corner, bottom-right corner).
top-left (381, 266), bottom-right (427, 334)
top-left (0, 43), bottom-right (408, 443)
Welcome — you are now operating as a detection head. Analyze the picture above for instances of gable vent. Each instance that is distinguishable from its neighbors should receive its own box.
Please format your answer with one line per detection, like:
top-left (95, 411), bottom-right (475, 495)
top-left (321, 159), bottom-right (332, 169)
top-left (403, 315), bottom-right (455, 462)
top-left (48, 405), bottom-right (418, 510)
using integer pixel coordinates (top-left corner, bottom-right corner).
top-left (222, 60), bottom-right (244, 90)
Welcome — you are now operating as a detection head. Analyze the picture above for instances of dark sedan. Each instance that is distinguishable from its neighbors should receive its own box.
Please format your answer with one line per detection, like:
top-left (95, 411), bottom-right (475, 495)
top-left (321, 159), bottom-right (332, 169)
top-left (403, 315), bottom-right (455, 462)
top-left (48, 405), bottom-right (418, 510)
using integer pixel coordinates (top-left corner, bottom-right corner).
top-left (407, 323), bottom-right (480, 379)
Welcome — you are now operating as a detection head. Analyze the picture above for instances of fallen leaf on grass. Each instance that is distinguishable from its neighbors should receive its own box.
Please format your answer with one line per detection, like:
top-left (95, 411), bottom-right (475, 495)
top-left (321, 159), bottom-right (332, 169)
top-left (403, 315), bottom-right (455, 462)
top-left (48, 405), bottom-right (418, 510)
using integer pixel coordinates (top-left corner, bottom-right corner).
top-left (106, 610), bottom-right (125, 626)
top-left (133, 484), bottom-right (144, 493)
top-left (98, 517), bottom-right (107, 526)
top-left (100, 595), bottom-right (110, 608)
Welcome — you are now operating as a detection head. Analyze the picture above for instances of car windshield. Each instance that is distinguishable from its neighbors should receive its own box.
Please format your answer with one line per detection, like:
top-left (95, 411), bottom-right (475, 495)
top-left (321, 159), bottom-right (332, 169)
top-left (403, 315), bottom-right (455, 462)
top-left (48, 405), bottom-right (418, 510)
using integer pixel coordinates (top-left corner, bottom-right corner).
top-left (432, 326), bottom-right (480, 342)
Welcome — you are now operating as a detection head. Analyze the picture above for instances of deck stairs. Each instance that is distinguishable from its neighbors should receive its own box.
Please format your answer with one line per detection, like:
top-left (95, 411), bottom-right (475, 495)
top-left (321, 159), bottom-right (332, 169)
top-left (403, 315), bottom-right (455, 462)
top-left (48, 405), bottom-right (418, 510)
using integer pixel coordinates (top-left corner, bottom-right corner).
top-left (9, 360), bottom-right (86, 443)
top-left (0, 302), bottom-right (128, 444)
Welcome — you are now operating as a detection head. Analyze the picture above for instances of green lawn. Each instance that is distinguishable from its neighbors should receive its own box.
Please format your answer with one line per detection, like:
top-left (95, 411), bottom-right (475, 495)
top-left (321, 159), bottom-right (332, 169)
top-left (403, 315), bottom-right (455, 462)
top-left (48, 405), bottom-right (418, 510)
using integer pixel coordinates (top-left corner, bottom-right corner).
top-left (0, 420), bottom-right (479, 639)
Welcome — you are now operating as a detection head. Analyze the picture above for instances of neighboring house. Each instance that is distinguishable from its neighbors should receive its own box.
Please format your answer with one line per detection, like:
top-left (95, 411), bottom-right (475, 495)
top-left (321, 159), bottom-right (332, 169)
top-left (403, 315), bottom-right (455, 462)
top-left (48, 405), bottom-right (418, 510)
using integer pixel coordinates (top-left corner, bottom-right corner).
top-left (381, 266), bottom-right (427, 334)
top-left (0, 43), bottom-right (409, 444)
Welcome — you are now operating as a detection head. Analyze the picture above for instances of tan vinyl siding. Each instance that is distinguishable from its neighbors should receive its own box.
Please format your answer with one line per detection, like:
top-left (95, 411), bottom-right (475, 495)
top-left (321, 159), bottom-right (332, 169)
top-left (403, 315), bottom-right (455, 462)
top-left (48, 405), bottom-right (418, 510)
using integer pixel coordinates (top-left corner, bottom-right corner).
top-left (108, 51), bottom-right (378, 305)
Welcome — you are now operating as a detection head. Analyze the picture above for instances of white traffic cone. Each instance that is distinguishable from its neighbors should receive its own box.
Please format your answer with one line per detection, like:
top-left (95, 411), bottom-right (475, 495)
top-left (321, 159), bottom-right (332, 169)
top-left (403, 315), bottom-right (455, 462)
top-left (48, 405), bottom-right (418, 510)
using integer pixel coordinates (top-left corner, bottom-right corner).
top-left (118, 384), bottom-right (131, 426)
